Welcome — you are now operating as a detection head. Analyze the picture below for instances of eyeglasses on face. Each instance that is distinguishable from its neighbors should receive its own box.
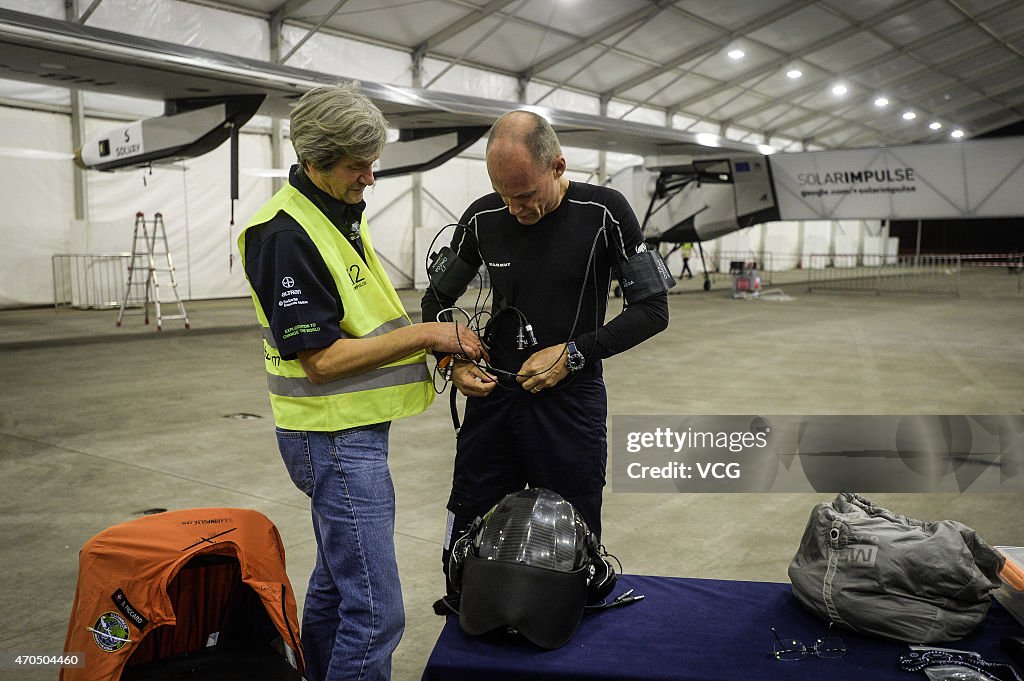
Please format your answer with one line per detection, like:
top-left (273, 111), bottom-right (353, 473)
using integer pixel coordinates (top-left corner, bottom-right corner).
top-left (770, 622), bottom-right (847, 661)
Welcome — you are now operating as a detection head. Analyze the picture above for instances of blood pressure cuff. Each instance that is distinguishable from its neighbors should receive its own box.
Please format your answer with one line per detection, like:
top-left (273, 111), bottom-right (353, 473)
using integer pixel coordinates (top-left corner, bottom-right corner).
top-left (428, 246), bottom-right (477, 299)
top-left (617, 249), bottom-right (675, 304)
top-left (788, 492), bottom-right (1006, 643)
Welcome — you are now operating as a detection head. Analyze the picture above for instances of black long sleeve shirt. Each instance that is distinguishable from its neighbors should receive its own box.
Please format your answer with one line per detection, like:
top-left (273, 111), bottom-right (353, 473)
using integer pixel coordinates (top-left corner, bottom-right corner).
top-left (421, 181), bottom-right (668, 374)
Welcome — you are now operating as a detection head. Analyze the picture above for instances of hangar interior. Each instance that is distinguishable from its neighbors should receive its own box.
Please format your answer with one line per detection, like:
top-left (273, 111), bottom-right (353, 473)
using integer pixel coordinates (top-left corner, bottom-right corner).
top-left (2, 0), bottom-right (1023, 306)
top-left (0, 1), bottom-right (1022, 680)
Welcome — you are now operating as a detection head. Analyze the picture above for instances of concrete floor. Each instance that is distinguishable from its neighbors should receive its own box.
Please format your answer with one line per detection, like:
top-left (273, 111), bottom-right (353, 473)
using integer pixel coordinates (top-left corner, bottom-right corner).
top-left (1, 268), bottom-right (1022, 681)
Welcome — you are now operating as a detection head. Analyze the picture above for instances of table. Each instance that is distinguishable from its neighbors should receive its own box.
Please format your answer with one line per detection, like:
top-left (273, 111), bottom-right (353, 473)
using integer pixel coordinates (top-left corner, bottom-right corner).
top-left (422, 574), bottom-right (1023, 681)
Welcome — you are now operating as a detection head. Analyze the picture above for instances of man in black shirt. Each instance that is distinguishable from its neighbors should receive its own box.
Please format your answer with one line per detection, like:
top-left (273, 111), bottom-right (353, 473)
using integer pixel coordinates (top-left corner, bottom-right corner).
top-left (421, 110), bottom-right (669, 593)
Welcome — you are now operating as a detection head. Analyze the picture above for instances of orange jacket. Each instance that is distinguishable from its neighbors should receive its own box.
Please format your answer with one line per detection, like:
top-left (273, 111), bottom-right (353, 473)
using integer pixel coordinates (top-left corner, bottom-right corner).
top-left (61, 508), bottom-right (303, 681)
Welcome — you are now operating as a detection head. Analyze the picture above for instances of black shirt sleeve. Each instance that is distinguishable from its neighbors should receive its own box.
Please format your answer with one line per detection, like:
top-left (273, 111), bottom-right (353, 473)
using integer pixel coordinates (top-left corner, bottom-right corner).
top-left (244, 213), bottom-right (344, 360)
top-left (573, 187), bottom-right (669, 362)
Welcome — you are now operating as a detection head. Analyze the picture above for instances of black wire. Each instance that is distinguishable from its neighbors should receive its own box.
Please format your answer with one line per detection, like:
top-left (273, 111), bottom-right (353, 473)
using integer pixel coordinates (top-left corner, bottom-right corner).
top-left (461, 224), bottom-right (608, 386)
top-left (430, 218), bottom-right (609, 395)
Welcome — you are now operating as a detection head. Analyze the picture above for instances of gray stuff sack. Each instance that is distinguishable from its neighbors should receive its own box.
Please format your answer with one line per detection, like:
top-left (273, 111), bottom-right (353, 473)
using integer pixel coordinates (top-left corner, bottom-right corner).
top-left (788, 492), bottom-right (1006, 643)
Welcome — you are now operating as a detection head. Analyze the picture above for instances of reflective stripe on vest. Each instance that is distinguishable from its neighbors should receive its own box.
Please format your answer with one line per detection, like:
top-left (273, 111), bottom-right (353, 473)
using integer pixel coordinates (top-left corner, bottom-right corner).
top-left (268, 363), bottom-right (430, 398)
top-left (239, 180), bottom-right (433, 431)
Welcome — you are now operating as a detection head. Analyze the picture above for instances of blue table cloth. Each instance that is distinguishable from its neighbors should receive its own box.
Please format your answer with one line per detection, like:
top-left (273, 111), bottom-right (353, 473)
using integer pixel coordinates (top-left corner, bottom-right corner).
top-left (422, 574), bottom-right (1022, 681)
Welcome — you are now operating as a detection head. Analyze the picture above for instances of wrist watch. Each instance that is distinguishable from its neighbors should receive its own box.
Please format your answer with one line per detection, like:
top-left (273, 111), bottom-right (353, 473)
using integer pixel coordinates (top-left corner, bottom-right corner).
top-left (565, 341), bottom-right (585, 373)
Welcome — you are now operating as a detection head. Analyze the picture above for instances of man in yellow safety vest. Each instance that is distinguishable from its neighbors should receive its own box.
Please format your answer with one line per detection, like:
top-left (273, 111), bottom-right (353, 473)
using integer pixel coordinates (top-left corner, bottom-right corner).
top-left (239, 82), bottom-right (484, 681)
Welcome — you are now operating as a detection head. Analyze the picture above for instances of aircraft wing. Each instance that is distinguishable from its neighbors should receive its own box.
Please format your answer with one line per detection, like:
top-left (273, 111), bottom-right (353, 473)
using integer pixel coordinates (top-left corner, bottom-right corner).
top-left (0, 7), bottom-right (761, 165)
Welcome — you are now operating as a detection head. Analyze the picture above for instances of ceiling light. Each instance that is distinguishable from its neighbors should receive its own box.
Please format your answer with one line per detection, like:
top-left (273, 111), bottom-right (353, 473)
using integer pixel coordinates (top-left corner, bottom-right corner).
top-left (786, 69), bottom-right (802, 79)
top-left (757, 144), bottom-right (777, 155)
top-left (832, 84), bottom-right (847, 96)
top-left (728, 49), bottom-right (745, 60)
top-left (902, 111), bottom-right (917, 120)
top-left (951, 129), bottom-right (965, 139)
top-left (929, 122), bottom-right (942, 130)
top-left (874, 97), bottom-right (889, 107)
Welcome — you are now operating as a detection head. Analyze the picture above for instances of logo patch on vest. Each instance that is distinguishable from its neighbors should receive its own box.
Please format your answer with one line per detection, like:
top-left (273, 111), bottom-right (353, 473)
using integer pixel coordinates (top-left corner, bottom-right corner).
top-left (92, 611), bottom-right (131, 652)
top-left (348, 264), bottom-right (367, 290)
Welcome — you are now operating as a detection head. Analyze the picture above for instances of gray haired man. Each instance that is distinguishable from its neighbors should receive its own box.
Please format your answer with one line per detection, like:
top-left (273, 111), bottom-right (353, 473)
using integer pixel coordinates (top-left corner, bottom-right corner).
top-left (239, 82), bottom-right (484, 681)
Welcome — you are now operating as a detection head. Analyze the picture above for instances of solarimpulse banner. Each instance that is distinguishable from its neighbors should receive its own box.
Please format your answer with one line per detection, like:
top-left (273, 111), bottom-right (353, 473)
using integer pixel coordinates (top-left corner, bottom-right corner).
top-left (767, 136), bottom-right (1024, 221)
top-left (611, 415), bottom-right (1023, 493)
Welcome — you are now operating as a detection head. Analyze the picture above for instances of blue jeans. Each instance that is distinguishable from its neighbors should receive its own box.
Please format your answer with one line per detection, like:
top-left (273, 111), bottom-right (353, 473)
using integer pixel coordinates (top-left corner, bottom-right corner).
top-left (276, 423), bottom-right (403, 681)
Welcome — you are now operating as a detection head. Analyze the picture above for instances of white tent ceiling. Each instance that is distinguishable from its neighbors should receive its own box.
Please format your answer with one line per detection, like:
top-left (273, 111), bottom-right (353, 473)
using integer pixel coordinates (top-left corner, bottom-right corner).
top-left (194, 0), bottom-right (1024, 150)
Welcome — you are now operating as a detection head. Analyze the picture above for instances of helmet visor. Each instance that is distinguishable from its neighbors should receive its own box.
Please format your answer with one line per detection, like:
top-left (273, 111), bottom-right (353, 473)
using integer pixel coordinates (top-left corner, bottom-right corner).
top-left (459, 554), bottom-right (589, 649)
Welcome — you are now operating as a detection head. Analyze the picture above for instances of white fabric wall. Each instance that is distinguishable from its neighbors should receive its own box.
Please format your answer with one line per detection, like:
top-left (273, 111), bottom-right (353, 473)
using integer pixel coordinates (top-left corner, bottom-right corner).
top-left (0, 107), bottom-right (75, 306)
top-left (0, 0), bottom-right (888, 307)
top-left (80, 118), bottom-right (271, 301)
top-left (0, 0), bottom-right (277, 306)
top-left (801, 222), bottom-right (832, 269)
top-left (761, 221), bottom-right (801, 271)
top-left (0, 0), bottom-right (61, 18)
top-left (361, 176), bottom-right (415, 286)
top-left (87, 0), bottom-right (270, 60)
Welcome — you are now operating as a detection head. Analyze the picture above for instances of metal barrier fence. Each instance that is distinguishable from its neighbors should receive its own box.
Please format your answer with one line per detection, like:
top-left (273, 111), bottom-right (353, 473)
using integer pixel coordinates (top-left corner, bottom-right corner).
top-left (717, 251), bottom-right (775, 287)
top-left (961, 253), bottom-right (1023, 293)
top-left (52, 253), bottom-right (131, 309)
top-left (805, 253), bottom-right (961, 296)
top-left (683, 250), bottom-right (775, 287)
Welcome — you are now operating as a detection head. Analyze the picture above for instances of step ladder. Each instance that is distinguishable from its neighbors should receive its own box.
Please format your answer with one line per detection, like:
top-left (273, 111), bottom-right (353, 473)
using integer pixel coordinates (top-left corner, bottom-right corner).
top-left (116, 212), bottom-right (190, 331)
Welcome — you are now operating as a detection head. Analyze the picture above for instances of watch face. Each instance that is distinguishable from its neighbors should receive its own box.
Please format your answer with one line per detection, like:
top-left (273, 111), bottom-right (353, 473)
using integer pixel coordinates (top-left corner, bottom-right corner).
top-left (566, 344), bottom-right (585, 372)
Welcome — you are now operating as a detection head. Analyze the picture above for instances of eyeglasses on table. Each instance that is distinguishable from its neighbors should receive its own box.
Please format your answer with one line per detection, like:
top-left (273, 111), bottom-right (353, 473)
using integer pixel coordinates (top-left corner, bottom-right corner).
top-left (770, 622), bottom-right (847, 661)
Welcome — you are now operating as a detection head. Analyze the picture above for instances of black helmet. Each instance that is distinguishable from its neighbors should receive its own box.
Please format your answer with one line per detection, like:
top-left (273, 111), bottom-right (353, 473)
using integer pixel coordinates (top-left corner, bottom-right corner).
top-left (448, 488), bottom-right (617, 649)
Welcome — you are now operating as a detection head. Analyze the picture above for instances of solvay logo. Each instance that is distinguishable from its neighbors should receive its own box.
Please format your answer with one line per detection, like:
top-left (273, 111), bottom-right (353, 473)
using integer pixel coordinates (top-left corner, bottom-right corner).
top-left (282, 276), bottom-right (295, 288)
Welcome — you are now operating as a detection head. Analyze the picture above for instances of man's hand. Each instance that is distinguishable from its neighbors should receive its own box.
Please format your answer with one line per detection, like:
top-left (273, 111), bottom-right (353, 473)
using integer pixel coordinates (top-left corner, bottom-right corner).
top-left (424, 322), bottom-right (487, 361)
top-left (451, 360), bottom-right (498, 397)
top-left (516, 344), bottom-right (569, 394)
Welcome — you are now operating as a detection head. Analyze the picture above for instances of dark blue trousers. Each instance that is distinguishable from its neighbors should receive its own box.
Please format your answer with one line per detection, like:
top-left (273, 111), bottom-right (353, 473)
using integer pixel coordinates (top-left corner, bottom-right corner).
top-left (442, 366), bottom-right (608, 589)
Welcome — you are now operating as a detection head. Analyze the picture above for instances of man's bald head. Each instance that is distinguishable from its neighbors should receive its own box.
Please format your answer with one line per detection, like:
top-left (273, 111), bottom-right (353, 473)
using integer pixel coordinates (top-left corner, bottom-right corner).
top-left (486, 110), bottom-right (562, 169)
top-left (484, 110), bottom-right (569, 226)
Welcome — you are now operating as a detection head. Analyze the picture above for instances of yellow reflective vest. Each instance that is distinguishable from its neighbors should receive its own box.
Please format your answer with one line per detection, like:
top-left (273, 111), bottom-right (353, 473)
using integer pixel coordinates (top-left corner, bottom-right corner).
top-left (239, 181), bottom-right (433, 431)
